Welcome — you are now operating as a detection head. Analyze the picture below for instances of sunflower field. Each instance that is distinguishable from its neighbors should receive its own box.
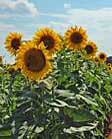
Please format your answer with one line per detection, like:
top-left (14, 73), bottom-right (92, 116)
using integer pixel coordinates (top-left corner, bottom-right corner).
top-left (0, 26), bottom-right (112, 139)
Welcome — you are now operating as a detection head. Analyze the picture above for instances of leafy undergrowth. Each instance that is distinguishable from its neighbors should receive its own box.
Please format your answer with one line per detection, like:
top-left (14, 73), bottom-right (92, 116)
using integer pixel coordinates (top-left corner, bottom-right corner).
top-left (0, 49), bottom-right (112, 139)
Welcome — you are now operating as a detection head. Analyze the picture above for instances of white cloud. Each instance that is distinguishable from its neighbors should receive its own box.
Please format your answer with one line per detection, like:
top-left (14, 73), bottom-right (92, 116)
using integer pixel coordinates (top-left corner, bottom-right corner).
top-left (0, 0), bottom-right (38, 16)
top-left (40, 12), bottom-right (67, 18)
top-left (64, 3), bottom-right (71, 9)
top-left (0, 0), bottom-right (16, 9)
top-left (49, 21), bottom-right (70, 32)
top-left (49, 21), bottom-right (69, 27)
top-left (0, 14), bottom-right (12, 19)
top-left (0, 23), bottom-right (16, 32)
top-left (66, 8), bottom-right (112, 26)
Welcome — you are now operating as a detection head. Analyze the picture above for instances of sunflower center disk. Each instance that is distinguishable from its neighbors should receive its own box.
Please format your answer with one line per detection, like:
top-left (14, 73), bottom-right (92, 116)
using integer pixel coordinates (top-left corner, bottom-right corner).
top-left (25, 48), bottom-right (46, 72)
top-left (70, 32), bottom-right (83, 44)
top-left (40, 36), bottom-right (54, 50)
top-left (11, 38), bottom-right (20, 50)
top-left (95, 58), bottom-right (99, 62)
top-left (85, 45), bottom-right (93, 54)
top-left (100, 54), bottom-right (105, 59)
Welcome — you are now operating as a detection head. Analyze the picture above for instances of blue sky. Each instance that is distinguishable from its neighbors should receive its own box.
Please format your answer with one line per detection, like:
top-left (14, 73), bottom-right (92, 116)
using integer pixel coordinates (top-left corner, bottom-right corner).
top-left (1, 0), bottom-right (112, 63)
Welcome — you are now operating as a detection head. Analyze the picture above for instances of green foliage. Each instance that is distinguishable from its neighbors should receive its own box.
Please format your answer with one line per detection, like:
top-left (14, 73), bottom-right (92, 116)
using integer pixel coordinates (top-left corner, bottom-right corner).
top-left (0, 49), bottom-right (112, 139)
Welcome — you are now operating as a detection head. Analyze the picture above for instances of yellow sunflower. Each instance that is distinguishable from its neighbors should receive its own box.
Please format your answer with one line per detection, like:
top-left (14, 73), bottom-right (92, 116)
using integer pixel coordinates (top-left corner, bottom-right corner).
top-left (16, 41), bottom-right (52, 81)
top-left (107, 63), bottom-right (112, 73)
top-left (5, 32), bottom-right (22, 55)
top-left (64, 26), bottom-right (88, 51)
top-left (84, 41), bottom-right (97, 58)
top-left (107, 63), bottom-right (112, 67)
top-left (93, 56), bottom-right (99, 64)
top-left (98, 52), bottom-right (107, 63)
top-left (33, 27), bottom-right (62, 55)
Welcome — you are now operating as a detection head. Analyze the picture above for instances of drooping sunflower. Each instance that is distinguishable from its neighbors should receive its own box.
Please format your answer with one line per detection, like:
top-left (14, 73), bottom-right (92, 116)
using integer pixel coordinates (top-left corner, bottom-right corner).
top-left (33, 27), bottom-right (62, 55)
top-left (15, 41), bottom-right (52, 81)
top-left (84, 41), bottom-right (97, 58)
top-left (64, 26), bottom-right (88, 51)
top-left (98, 52), bottom-right (107, 63)
top-left (5, 32), bottom-right (22, 55)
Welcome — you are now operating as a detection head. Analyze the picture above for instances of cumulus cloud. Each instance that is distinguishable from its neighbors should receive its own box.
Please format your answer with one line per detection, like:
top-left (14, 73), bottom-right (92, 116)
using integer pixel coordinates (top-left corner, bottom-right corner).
top-left (0, 0), bottom-right (38, 16)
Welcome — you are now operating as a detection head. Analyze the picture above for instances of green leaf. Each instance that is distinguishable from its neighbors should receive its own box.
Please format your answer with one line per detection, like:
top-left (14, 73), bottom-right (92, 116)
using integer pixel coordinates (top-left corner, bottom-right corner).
top-left (64, 108), bottom-right (95, 122)
top-left (34, 127), bottom-right (44, 133)
top-left (46, 99), bottom-right (69, 107)
top-left (76, 94), bottom-right (98, 107)
top-left (63, 122), bottom-right (98, 133)
top-left (55, 89), bottom-right (74, 97)
top-left (0, 127), bottom-right (11, 138)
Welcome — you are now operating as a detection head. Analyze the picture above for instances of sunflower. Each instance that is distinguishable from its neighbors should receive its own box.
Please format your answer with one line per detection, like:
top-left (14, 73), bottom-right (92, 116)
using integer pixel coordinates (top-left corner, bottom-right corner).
top-left (98, 52), bottom-right (107, 63)
top-left (107, 63), bottom-right (112, 67)
top-left (5, 32), bottom-right (22, 55)
top-left (64, 26), bottom-right (88, 51)
top-left (16, 41), bottom-right (52, 81)
top-left (84, 41), bottom-right (97, 58)
top-left (33, 27), bottom-right (62, 55)
top-left (93, 56), bottom-right (99, 64)
top-left (107, 63), bottom-right (112, 73)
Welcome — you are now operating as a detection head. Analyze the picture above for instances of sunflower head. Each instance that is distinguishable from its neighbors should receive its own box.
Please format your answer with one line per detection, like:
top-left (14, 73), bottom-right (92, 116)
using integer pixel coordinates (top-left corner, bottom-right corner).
top-left (107, 63), bottom-right (112, 68)
top-left (5, 32), bottom-right (22, 55)
top-left (107, 63), bottom-right (112, 73)
top-left (9, 67), bottom-right (16, 74)
top-left (93, 56), bottom-right (99, 64)
top-left (64, 26), bottom-right (88, 51)
top-left (33, 27), bottom-right (62, 55)
top-left (16, 41), bottom-right (52, 81)
top-left (84, 41), bottom-right (97, 58)
top-left (98, 52), bottom-right (107, 63)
